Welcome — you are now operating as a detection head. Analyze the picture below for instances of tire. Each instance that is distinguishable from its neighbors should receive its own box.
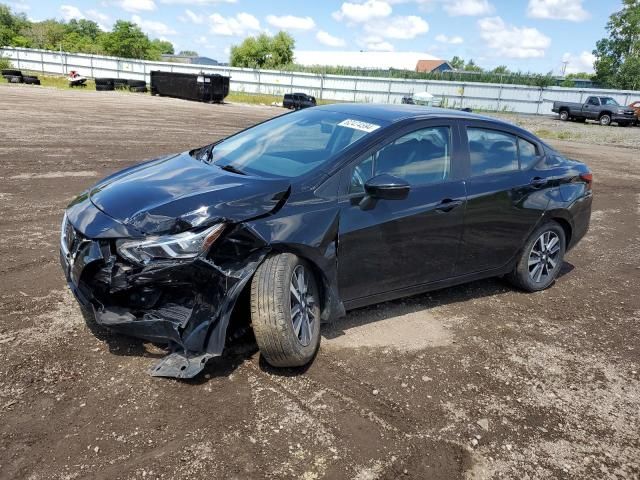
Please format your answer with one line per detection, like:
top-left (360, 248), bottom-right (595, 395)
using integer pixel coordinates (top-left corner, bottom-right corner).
top-left (251, 253), bottom-right (321, 368)
top-left (507, 221), bottom-right (566, 292)
top-left (599, 114), bottom-right (612, 126)
top-left (23, 76), bottom-right (40, 85)
top-left (94, 78), bottom-right (115, 86)
top-left (1, 69), bottom-right (22, 77)
top-left (127, 79), bottom-right (146, 88)
top-left (559, 110), bottom-right (570, 121)
top-left (95, 84), bottom-right (115, 91)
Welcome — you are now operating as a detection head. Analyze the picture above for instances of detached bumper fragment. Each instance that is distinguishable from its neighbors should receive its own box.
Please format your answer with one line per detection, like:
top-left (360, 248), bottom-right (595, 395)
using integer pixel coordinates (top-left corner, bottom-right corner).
top-left (61, 222), bottom-right (270, 378)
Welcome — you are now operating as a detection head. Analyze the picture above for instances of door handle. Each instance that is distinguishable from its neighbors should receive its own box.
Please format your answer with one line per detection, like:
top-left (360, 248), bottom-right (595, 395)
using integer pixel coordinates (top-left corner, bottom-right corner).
top-left (530, 177), bottom-right (546, 188)
top-left (435, 198), bottom-right (463, 213)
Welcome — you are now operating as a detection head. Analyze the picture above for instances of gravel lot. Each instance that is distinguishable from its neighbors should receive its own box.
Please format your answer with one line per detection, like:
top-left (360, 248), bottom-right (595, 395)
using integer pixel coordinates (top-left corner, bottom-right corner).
top-left (0, 84), bottom-right (639, 480)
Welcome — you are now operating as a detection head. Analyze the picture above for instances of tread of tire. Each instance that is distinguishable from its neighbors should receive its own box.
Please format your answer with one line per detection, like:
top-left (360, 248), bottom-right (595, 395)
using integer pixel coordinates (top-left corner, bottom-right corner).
top-left (251, 254), bottom-right (318, 367)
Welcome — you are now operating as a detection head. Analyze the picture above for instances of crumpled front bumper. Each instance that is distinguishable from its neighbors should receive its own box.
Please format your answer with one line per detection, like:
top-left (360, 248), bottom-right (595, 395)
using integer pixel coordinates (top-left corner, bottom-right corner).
top-left (60, 220), bottom-right (270, 379)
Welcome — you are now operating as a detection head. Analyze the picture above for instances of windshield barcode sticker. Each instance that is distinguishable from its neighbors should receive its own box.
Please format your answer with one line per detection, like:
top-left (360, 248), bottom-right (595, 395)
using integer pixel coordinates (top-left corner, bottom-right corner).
top-left (338, 119), bottom-right (380, 133)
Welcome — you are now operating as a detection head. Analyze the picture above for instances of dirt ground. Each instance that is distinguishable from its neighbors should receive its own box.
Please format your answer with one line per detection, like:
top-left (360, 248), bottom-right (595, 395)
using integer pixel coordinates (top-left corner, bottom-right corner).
top-left (0, 84), bottom-right (638, 480)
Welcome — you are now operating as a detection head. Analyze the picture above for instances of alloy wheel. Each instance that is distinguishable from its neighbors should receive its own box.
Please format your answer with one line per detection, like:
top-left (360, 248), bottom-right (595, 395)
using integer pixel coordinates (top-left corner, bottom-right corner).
top-left (290, 265), bottom-right (317, 346)
top-left (528, 231), bottom-right (561, 284)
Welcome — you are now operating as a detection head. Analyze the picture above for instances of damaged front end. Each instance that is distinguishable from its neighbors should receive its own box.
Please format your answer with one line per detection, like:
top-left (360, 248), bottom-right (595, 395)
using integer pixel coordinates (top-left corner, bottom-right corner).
top-left (60, 192), bottom-right (276, 379)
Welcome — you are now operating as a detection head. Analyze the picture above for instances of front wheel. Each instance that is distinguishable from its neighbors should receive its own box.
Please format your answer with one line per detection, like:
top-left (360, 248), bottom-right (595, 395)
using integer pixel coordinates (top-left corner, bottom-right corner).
top-left (599, 114), bottom-right (612, 126)
top-left (250, 253), bottom-right (321, 367)
top-left (507, 222), bottom-right (566, 292)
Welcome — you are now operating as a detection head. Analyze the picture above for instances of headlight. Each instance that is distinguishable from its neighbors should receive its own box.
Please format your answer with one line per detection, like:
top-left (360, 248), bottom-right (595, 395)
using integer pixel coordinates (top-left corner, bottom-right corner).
top-left (116, 224), bottom-right (225, 265)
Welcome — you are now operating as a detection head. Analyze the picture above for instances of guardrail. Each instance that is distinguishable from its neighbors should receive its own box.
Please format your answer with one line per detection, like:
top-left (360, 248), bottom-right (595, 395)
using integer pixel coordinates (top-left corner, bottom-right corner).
top-left (2, 46), bottom-right (640, 115)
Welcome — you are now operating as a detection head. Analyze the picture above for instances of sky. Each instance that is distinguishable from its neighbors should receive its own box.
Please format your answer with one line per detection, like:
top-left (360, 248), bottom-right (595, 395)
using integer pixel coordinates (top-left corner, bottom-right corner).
top-left (5, 0), bottom-right (623, 74)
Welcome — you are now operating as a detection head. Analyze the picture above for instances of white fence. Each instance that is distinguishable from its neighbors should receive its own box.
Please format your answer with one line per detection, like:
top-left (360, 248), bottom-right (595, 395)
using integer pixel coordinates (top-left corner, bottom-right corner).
top-left (2, 46), bottom-right (640, 115)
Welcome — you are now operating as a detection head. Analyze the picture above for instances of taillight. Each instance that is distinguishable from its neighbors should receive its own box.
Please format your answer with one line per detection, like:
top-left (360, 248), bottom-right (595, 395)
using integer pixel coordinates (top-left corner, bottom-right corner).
top-left (580, 172), bottom-right (593, 190)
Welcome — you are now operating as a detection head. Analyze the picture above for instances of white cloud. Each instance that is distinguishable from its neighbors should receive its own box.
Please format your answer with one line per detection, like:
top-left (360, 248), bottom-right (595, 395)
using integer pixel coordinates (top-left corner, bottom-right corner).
top-left (364, 15), bottom-right (429, 39)
top-left (435, 33), bottom-right (463, 44)
top-left (183, 8), bottom-right (204, 24)
top-left (561, 51), bottom-right (596, 74)
top-left (209, 12), bottom-right (261, 36)
top-left (59, 5), bottom-right (111, 29)
top-left (160, 0), bottom-right (236, 4)
top-left (60, 5), bottom-right (84, 21)
top-left (478, 16), bottom-right (551, 58)
top-left (86, 9), bottom-right (110, 24)
top-left (333, 0), bottom-right (392, 23)
top-left (358, 35), bottom-right (395, 51)
top-left (117, 0), bottom-right (156, 12)
top-left (132, 14), bottom-right (176, 36)
top-left (527, 0), bottom-right (589, 22)
top-left (316, 30), bottom-right (346, 47)
top-left (444, 0), bottom-right (493, 16)
top-left (266, 15), bottom-right (315, 31)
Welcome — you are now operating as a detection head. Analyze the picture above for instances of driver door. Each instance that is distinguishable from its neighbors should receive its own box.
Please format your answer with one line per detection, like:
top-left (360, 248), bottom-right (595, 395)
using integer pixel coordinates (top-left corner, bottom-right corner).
top-left (337, 121), bottom-right (467, 304)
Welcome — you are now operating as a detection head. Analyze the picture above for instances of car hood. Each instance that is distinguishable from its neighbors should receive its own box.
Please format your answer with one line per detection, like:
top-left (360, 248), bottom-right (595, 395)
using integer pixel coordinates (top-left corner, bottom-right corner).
top-left (87, 152), bottom-right (291, 235)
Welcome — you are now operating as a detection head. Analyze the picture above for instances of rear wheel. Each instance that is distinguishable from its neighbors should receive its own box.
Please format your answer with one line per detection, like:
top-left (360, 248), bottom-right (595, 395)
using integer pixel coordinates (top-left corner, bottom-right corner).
top-left (559, 110), bottom-right (570, 121)
top-left (599, 114), bottom-right (612, 126)
top-left (507, 222), bottom-right (566, 292)
top-left (251, 253), bottom-right (321, 367)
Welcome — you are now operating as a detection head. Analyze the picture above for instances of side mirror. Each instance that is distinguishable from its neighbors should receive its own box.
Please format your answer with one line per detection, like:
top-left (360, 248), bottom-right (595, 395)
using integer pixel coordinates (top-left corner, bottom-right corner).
top-left (364, 174), bottom-right (410, 200)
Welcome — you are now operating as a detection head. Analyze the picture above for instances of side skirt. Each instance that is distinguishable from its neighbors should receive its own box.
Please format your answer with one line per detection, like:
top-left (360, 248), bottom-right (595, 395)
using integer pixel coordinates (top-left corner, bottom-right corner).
top-left (343, 264), bottom-right (514, 311)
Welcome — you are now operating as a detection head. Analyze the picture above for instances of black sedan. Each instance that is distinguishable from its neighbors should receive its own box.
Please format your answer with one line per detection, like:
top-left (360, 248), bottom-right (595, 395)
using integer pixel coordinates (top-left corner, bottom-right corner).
top-left (60, 104), bottom-right (592, 378)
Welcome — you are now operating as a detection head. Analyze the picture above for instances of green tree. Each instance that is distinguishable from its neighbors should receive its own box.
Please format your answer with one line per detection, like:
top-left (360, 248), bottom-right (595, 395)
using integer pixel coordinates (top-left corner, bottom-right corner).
top-left (491, 65), bottom-right (510, 74)
top-left (450, 55), bottom-right (465, 70)
top-left (23, 20), bottom-right (67, 49)
top-left (0, 4), bottom-right (29, 46)
top-left (101, 21), bottom-right (155, 59)
top-left (593, 0), bottom-right (640, 89)
top-left (464, 59), bottom-right (484, 72)
top-left (230, 31), bottom-right (294, 69)
top-left (66, 18), bottom-right (101, 40)
top-left (151, 38), bottom-right (174, 55)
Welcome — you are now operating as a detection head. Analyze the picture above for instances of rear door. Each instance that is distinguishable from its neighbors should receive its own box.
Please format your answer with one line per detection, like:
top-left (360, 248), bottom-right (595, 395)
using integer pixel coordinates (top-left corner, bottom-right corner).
top-left (455, 121), bottom-right (548, 274)
top-left (337, 120), bottom-right (467, 302)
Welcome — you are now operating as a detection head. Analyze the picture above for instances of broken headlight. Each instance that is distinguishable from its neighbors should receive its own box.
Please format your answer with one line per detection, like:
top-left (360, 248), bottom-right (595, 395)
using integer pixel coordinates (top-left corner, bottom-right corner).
top-left (116, 224), bottom-right (225, 266)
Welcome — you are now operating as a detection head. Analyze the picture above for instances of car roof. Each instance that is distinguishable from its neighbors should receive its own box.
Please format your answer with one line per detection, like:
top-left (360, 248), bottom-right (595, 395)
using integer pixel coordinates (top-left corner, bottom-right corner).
top-left (315, 103), bottom-right (534, 138)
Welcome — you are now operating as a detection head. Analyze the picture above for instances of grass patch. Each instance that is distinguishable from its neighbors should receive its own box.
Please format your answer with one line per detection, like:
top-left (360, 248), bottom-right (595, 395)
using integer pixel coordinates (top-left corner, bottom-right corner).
top-left (534, 128), bottom-right (580, 141)
top-left (226, 91), bottom-right (335, 106)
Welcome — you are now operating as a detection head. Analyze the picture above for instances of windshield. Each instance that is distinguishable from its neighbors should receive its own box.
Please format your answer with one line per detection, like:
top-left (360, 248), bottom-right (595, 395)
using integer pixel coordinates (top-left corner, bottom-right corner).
top-left (600, 97), bottom-right (619, 106)
top-left (205, 109), bottom-right (387, 178)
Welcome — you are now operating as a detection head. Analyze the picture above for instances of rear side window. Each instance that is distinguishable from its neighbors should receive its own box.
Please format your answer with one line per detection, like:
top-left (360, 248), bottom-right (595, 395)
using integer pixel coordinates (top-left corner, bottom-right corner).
top-left (467, 128), bottom-right (518, 176)
top-left (518, 137), bottom-right (540, 169)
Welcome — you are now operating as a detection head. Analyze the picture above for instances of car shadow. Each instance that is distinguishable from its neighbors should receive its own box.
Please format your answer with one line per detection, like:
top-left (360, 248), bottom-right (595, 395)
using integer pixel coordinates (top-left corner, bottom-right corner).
top-left (81, 261), bottom-right (576, 378)
top-left (323, 260), bottom-right (576, 341)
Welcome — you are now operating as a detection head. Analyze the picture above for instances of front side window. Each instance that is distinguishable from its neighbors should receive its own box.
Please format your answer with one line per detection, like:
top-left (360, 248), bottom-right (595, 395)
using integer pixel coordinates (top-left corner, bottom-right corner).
top-left (467, 128), bottom-right (518, 176)
top-left (349, 126), bottom-right (451, 193)
top-left (587, 97), bottom-right (600, 106)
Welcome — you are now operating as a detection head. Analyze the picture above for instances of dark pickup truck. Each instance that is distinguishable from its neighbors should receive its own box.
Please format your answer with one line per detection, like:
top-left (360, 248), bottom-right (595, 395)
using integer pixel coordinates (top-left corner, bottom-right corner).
top-left (552, 96), bottom-right (636, 126)
top-left (283, 92), bottom-right (316, 110)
